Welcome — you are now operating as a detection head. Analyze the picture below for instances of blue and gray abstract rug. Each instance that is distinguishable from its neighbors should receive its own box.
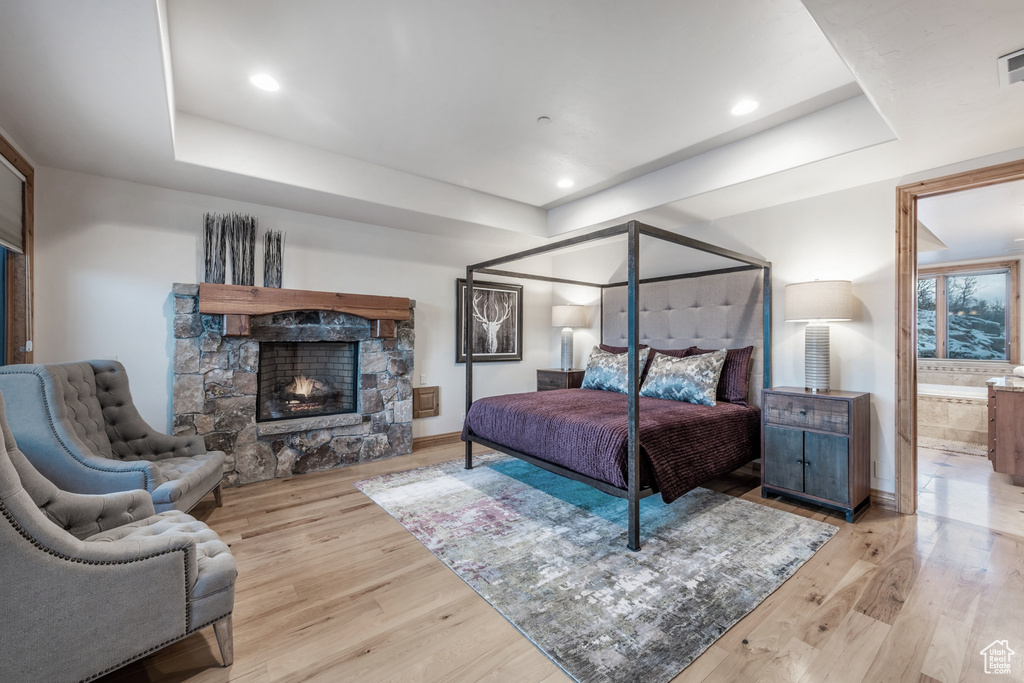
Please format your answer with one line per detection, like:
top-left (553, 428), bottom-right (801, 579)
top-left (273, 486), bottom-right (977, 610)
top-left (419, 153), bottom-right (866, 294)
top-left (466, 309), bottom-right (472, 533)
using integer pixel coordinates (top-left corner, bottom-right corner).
top-left (354, 453), bottom-right (837, 683)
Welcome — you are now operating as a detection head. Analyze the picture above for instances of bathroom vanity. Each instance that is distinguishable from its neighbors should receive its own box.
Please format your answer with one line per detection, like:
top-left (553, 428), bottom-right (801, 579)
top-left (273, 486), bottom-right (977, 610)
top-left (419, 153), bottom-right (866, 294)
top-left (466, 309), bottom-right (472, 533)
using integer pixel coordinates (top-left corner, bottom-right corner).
top-left (986, 376), bottom-right (1024, 486)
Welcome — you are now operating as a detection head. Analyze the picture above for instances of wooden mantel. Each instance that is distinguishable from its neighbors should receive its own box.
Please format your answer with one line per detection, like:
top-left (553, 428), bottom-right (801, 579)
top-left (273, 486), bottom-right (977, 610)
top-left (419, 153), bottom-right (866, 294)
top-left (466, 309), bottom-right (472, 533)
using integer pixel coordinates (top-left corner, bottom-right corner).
top-left (198, 283), bottom-right (411, 338)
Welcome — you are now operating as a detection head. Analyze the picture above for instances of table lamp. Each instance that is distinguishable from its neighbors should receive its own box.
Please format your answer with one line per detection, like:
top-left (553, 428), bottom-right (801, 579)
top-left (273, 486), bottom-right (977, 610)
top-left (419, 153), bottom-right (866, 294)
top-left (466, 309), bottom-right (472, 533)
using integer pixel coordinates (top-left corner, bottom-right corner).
top-left (552, 305), bottom-right (586, 370)
top-left (784, 280), bottom-right (853, 392)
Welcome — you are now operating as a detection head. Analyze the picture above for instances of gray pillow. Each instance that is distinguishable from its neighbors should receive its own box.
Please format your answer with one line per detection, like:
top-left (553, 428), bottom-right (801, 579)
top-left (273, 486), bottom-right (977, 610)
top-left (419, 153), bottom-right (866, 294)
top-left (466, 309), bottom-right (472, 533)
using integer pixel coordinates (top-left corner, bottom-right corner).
top-left (581, 346), bottom-right (650, 394)
top-left (639, 349), bottom-right (727, 406)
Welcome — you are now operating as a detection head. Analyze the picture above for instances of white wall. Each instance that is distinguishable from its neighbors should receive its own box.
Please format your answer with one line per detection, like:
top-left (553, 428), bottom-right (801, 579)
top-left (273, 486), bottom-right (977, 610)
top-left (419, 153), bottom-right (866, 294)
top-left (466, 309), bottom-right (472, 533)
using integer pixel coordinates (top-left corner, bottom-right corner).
top-left (708, 181), bottom-right (898, 490)
top-left (549, 180), bottom-right (898, 492)
top-left (0, 122), bottom-right (35, 168)
top-left (33, 167), bottom-right (551, 436)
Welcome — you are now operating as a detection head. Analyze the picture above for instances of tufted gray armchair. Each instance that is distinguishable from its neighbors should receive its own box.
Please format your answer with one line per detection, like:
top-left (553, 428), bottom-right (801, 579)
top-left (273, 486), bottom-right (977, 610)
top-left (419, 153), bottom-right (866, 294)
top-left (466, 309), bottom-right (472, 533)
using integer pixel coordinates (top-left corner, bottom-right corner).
top-left (0, 360), bottom-right (225, 512)
top-left (0, 391), bottom-right (236, 682)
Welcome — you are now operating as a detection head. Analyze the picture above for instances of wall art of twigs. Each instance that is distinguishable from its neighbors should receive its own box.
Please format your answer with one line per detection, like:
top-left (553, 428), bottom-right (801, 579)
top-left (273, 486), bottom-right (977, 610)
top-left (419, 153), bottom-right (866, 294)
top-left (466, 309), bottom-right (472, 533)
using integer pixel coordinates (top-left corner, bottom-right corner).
top-left (202, 212), bottom-right (226, 284)
top-left (227, 213), bottom-right (257, 286)
top-left (263, 230), bottom-right (285, 288)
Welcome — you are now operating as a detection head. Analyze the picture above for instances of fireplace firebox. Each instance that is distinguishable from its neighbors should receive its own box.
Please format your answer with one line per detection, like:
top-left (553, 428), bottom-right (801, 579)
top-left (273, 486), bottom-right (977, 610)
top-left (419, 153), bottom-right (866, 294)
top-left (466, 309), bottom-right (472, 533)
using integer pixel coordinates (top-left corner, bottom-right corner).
top-left (257, 342), bottom-right (358, 422)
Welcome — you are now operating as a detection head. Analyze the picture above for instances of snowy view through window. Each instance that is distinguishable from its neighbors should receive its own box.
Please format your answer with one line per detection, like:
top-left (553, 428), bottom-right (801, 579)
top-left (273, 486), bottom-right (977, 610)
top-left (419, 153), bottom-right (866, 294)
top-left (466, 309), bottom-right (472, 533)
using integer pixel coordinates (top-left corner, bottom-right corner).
top-left (918, 272), bottom-right (1007, 359)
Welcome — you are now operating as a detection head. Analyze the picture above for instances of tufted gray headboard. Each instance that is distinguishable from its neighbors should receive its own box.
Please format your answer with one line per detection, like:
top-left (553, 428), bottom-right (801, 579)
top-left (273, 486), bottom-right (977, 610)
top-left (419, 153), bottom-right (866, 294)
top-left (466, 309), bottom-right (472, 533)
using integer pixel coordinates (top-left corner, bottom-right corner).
top-left (601, 268), bottom-right (766, 407)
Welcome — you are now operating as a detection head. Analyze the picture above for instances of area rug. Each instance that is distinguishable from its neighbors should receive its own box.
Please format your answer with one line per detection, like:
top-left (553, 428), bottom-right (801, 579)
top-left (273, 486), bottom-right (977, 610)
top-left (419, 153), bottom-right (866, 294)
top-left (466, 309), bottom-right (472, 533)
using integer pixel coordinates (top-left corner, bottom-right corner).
top-left (918, 436), bottom-right (987, 457)
top-left (354, 454), bottom-right (837, 683)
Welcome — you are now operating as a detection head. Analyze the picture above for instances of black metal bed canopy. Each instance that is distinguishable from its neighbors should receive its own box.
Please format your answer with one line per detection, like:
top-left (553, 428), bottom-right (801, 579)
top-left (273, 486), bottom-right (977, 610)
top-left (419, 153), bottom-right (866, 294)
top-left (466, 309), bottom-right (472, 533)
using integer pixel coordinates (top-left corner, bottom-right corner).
top-left (464, 220), bottom-right (772, 551)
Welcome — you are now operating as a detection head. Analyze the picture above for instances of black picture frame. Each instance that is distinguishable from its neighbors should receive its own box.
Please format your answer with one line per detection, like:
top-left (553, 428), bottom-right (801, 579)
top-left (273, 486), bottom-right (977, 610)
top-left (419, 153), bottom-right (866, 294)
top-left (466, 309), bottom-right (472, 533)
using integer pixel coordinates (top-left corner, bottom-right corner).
top-left (456, 279), bottom-right (523, 363)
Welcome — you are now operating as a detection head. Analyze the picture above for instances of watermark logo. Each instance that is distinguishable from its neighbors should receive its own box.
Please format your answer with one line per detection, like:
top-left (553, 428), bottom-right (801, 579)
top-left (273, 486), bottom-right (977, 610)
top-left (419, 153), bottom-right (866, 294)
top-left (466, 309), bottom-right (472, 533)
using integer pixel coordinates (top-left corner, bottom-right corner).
top-left (980, 640), bottom-right (1016, 675)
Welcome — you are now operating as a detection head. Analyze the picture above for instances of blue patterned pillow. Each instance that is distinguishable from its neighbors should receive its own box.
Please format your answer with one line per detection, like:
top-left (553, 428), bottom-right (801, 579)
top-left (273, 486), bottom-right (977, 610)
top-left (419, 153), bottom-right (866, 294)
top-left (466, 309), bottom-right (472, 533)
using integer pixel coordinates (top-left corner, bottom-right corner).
top-left (581, 346), bottom-right (650, 394)
top-left (639, 349), bottom-right (726, 406)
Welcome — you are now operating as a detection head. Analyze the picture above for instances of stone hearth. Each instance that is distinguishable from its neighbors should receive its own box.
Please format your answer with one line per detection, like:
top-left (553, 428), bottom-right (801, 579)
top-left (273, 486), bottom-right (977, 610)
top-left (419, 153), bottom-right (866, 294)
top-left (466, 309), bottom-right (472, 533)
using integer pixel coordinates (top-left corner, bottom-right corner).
top-left (171, 283), bottom-right (414, 487)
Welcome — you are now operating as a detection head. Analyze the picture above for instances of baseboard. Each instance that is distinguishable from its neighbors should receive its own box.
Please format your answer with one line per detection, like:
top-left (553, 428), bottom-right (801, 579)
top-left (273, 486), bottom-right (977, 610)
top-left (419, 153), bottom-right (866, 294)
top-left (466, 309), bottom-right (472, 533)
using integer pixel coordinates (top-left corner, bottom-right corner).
top-left (412, 431), bottom-right (462, 450)
top-left (871, 488), bottom-right (898, 512)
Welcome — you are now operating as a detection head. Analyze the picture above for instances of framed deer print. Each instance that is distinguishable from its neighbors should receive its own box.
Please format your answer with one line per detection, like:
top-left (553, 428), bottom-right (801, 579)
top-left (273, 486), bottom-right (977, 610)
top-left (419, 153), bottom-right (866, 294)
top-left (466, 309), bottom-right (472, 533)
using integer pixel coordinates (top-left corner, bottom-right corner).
top-left (456, 279), bottom-right (523, 363)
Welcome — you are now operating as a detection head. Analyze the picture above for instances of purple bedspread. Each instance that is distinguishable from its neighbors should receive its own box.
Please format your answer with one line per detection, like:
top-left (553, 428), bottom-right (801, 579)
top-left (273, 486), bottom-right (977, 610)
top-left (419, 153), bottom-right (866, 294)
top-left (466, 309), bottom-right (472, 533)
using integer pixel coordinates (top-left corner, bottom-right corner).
top-left (462, 388), bottom-right (760, 503)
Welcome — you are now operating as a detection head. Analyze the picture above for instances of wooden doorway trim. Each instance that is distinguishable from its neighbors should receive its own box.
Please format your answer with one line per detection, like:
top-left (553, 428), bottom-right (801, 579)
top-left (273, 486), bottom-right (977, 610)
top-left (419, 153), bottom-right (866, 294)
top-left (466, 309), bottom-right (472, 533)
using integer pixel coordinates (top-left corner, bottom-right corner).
top-left (0, 132), bottom-right (33, 365)
top-left (895, 158), bottom-right (1024, 513)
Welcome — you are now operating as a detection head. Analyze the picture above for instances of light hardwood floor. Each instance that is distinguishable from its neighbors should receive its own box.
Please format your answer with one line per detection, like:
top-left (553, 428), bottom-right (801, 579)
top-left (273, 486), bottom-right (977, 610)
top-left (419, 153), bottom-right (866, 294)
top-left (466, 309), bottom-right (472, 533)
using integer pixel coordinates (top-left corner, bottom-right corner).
top-left (917, 446), bottom-right (1024, 538)
top-left (99, 443), bottom-right (1024, 683)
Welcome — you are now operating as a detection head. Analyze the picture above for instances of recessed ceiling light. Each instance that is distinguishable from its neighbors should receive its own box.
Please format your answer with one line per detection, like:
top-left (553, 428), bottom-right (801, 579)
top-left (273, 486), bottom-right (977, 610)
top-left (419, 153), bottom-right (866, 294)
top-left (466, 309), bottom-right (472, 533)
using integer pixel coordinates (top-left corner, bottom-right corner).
top-left (537, 116), bottom-right (551, 124)
top-left (250, 74), bottom-right (280, 92)
top-left (731, 99), bottom-right (759, 116)
top-left (557, 178), bottom-right (574, 189)
top-left (1014, 238), bottom-right (1024, 241)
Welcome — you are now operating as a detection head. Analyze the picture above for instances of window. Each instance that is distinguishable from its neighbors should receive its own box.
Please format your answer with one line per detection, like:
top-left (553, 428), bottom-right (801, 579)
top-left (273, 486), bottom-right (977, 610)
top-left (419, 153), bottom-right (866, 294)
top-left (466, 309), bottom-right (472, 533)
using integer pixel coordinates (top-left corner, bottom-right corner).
top-left (918, 261), bottom-right (1019, 362)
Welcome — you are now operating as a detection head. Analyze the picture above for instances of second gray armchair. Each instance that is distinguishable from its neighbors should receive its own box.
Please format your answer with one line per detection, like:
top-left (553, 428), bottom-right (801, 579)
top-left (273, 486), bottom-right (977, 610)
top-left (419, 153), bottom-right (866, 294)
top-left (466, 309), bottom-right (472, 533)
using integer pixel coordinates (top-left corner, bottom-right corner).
top-left (0, 390), bottom-right (236, 682)
top-left (0, 359), bottom-right (225, 512)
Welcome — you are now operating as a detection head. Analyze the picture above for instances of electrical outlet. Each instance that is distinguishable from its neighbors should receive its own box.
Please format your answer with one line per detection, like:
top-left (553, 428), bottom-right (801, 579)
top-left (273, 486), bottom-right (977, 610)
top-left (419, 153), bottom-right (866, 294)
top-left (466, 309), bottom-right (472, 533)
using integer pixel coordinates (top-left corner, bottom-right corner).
top-left (872, 460), bottom-right (893, 480)
top-left (420, 373), bottom-right (427, 385)
top-left (460, 412), bottom-right (466, 422)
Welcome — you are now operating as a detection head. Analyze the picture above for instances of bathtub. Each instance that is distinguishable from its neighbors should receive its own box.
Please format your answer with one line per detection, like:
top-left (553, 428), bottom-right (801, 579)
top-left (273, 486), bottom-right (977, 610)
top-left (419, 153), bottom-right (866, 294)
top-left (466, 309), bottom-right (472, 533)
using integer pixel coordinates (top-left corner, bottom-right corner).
top-left (917, 382), bottom-right (988, 448)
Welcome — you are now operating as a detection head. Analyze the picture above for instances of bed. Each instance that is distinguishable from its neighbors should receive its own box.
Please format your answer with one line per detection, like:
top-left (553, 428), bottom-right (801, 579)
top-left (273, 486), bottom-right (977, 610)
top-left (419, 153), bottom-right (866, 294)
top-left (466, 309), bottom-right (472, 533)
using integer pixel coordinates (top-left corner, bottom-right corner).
top-left (463, 387), bottom-right (761, 501)
top-left (462, 221), bottom-right (771, 550)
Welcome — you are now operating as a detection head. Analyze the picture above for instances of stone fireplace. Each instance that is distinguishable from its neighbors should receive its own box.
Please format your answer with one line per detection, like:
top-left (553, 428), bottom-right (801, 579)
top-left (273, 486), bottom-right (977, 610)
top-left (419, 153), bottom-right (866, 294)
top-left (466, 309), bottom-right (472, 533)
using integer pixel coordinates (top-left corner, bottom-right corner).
top-left (171, 283), bottom-right (414, 487)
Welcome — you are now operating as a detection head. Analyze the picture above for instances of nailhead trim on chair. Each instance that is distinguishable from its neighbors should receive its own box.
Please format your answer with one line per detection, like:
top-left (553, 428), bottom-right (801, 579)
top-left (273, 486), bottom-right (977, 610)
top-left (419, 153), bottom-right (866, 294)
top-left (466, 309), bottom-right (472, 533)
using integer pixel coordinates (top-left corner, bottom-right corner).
top-left (1, 501), bottom-right (190, 575)
top-left (2, 370), bottom-right (154, 490)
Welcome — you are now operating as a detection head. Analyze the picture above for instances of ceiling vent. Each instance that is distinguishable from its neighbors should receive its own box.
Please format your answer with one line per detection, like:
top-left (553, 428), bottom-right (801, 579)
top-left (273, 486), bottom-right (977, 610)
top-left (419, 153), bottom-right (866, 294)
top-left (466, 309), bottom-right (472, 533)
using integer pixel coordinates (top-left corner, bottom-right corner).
top-left (998, 48), bottom-right (1024, 87)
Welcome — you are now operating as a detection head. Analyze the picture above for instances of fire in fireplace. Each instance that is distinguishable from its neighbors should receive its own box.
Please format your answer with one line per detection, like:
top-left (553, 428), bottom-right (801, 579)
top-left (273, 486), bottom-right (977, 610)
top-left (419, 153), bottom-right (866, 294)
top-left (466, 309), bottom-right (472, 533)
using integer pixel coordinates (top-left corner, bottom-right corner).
top-left (257, 342), bottom-right (358, 422)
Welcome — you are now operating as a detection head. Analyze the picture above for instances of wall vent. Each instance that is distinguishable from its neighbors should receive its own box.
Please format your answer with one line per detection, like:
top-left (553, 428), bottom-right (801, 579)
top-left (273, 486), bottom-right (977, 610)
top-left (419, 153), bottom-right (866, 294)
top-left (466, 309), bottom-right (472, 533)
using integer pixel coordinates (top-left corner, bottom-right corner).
top-left (998, 47), bottom-right (1024, 87)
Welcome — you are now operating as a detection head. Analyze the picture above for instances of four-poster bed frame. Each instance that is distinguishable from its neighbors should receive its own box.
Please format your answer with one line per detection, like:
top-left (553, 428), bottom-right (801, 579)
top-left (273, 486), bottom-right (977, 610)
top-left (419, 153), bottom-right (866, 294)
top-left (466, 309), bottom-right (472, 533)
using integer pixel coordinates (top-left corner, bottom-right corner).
top-left (464, 220), bottom-right (772, 550)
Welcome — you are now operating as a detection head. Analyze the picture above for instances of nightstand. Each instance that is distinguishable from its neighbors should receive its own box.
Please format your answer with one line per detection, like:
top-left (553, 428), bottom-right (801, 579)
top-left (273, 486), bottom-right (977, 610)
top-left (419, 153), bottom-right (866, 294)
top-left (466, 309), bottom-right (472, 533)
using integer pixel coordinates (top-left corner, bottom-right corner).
top-left (537, 368), bottom-right (586, 391)
top-left (761, 387), bottom-right (870, 522)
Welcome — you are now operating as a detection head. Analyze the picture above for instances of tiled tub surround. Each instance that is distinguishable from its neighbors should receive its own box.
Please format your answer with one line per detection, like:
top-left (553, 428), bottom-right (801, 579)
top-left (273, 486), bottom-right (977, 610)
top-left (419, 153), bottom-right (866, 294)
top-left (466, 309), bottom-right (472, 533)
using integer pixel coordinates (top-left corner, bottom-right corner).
top-left (917, 361), bottom-right (1013, 449)
top-left (171, 284), bottom-right (414, 487)
top-left (917, 383), bottom-right (988, 446)
top-left (918, 360), bottom-right (1015, 387)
